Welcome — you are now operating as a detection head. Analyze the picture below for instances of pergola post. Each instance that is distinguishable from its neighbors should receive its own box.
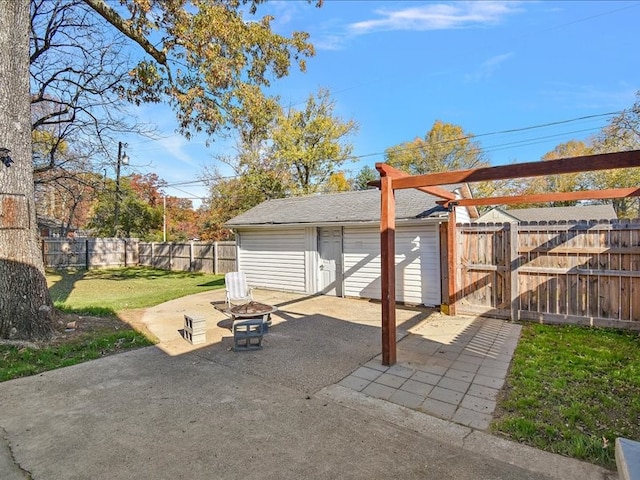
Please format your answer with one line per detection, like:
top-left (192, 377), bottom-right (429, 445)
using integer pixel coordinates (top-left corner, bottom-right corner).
top-left (447, 206), bottom-right (457, 315)
top-left (380, 176), bottom-right (396, 366)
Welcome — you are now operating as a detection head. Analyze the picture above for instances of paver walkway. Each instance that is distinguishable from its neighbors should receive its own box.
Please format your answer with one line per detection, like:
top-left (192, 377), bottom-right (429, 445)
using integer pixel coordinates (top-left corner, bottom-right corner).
top-left (338, 316), bottom-right (521, 430)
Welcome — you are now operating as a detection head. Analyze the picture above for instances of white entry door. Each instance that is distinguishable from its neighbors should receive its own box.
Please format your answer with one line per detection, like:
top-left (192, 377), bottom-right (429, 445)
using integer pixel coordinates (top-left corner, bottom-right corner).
top-left (319, 227), bottom-right (343, 296)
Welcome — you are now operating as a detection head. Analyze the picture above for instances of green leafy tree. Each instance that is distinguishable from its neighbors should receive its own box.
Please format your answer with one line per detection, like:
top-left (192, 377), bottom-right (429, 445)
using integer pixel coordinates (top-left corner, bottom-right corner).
top-left (87, 177), bottom-right (162, 238)
top-left (385, 120), bottom-right (487, 175)
top-left (200, 87), bottom-right (357, 238)
top-left (384, 120), bottom-right (494, 207)
top-left (353, 165), bottom-right (378, 190)
top-left (201, 130), bottom-right (292, 239)
top-left (272, 88), bottom-right (358, 194)
top-left (201, 164), bottom-right (290, 240)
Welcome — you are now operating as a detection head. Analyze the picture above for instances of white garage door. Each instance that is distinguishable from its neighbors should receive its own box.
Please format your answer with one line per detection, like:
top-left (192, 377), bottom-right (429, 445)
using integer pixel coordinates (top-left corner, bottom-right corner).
top-left (237, 228), bottom-right (307, 293)
top-left (343, 224), bottom-right (441, 306)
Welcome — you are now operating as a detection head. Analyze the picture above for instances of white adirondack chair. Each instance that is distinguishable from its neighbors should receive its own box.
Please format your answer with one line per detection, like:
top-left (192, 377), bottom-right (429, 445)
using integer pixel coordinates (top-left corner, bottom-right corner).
top-left (224, 272), bottom-right (253, 308)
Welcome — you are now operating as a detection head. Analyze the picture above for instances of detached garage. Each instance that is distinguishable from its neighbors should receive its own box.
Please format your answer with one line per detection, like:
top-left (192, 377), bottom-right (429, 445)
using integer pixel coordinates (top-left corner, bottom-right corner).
top-left (226, 187), bottom-right (473, 307)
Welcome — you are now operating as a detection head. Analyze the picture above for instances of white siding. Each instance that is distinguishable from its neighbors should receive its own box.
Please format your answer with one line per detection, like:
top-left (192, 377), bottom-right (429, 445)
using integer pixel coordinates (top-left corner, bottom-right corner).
top-left (343, 224), bottom-right (441, 305)
top-left (455, 205), bottom-right (471, 223)
top-left (237, 228), bottom-right (307, 293)
top-left (453, 188), bottom-right (471, 223)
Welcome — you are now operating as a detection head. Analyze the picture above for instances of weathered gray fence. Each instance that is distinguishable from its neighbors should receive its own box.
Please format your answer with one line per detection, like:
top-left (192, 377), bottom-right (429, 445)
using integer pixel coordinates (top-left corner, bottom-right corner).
top-left (138, 241), bottom-right (236, 274)
top-left (42, 238), bottom-right (139, 269)
top-left (42, 239), bottom-right (236, 274)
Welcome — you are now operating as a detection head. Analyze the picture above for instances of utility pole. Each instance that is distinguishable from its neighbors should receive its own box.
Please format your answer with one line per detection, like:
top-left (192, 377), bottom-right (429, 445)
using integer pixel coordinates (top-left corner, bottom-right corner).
top-left (163, 195), bottom-right (167, 242)
top-left (113, 142), bottom-right (128, 237)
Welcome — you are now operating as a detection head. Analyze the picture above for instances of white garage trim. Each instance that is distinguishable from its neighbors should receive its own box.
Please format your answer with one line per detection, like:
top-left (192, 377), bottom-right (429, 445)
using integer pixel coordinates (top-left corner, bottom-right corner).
top-left (237, 228), bottom-right (307, 293)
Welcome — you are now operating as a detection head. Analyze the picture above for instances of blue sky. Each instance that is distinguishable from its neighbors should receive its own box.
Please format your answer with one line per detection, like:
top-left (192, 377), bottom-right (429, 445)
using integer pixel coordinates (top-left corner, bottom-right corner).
top-left (121, 1), bottom-right (640, 205)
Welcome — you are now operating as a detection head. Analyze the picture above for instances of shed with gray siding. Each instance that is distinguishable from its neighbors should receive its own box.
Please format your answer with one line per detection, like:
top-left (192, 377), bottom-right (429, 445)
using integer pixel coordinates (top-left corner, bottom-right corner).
top-left (226, 188), bottom-right (471, 306)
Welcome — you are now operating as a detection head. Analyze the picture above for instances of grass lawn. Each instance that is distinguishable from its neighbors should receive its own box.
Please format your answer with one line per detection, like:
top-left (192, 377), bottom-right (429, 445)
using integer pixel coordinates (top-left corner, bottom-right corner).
top-left (47, 267), bottom-right (224, 314)
top-left (0, 331), bottom-right (153, 382)
top-left (491, 323), bottom-right (640, 469)
top-left (1, 267), bottom-right (225, 383)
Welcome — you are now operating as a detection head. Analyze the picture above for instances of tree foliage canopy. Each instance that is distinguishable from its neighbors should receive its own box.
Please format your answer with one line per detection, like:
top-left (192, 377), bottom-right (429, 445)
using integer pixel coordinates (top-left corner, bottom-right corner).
top-left (85, 0), bottom-right (317, 139)
top-left (385, 120), bottom-right (487, 175)
top-left (272, 88), bottom-right (358, 194)
top-left (200, 86), bottom-right (357, 238)
top-left (352, 165), bottom-right (377, 191)
top-left (513, 93), bottom-right (640, 216)
top-left (87, 173), bottom-right (163, 238)
top-left (588, 95), bottom-right (640, 217)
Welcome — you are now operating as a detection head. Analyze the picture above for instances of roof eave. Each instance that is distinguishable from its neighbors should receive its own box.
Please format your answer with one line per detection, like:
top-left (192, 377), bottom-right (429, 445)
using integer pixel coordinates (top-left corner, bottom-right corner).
top-left (226, 216), bottom-right (447, 229)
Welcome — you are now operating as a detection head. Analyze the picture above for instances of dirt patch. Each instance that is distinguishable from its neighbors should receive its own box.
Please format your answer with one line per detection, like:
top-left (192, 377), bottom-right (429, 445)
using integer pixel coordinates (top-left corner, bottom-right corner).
top-left (0, 309), bottom-right (156, 351)
top-left (48, 311), bottom-right (141, 345)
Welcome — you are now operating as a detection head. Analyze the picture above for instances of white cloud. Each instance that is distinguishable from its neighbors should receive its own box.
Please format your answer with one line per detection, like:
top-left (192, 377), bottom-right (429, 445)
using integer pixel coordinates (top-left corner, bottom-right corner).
top-left (349, 1), bottom-right (521, 34)
top-left (313, 34), bottom-right (349, 51)
top-left (465, 52), bottom-right (514, 82)
top-left (157, 136), bottom-right (197, 167)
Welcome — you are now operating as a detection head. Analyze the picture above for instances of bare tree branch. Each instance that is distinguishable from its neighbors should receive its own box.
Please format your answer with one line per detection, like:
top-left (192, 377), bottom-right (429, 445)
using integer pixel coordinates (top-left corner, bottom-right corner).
top-left (82, 0), bottom-right (167, 66)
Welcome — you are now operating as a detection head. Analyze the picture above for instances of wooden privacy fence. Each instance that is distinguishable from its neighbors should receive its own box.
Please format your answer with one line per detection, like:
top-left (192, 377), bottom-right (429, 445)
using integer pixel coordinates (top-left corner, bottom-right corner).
top-left (42, 239), bottom-right (236, 274)
top-left (455, 220), bottom-right (640, 330)
top-left (138, 241), bottom-right (236, 274)
top-left (42, 238), bottom-right (139, 269)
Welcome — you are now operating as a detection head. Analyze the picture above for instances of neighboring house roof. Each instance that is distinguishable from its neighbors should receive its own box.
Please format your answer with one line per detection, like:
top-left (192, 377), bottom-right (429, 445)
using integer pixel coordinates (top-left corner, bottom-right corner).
top-left (474, 208), bottom-right (520, 223)
top-left (476, 204), bottom-right (618, 223)
top-left (226, 188), bottom-right (463, 227)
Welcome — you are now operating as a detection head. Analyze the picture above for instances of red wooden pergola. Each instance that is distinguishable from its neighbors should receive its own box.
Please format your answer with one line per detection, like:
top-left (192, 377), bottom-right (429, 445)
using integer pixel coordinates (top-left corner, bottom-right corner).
top-left (375, 150), bottom-right (640, 366)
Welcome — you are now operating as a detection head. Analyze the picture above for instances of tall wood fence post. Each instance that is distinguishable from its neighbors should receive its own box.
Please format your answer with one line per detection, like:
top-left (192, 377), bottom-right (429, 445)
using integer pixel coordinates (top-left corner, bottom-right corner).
top-left (509, 223), bottom-right (520, 322)
top-left (214, 242), bottom-right (219, 274)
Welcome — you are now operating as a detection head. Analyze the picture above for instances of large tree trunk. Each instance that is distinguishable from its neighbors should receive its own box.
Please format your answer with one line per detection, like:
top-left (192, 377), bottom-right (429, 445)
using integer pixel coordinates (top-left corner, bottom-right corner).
top-left (0, 0), bottom-right (55, 340)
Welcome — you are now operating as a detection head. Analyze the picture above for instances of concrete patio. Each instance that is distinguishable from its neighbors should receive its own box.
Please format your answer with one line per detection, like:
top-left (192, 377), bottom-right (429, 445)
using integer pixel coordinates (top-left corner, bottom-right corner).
top-left (143, 289), bottom-right (517, 431)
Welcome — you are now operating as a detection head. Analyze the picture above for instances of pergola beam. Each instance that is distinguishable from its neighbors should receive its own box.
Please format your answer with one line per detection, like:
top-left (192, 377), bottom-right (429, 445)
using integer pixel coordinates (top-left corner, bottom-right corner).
top-left (390, 150), bottom-right (640, 189)
top-left (374, 164), bottom-right (456, 200)
top-left (439, 187), bottom-right (640, 208)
